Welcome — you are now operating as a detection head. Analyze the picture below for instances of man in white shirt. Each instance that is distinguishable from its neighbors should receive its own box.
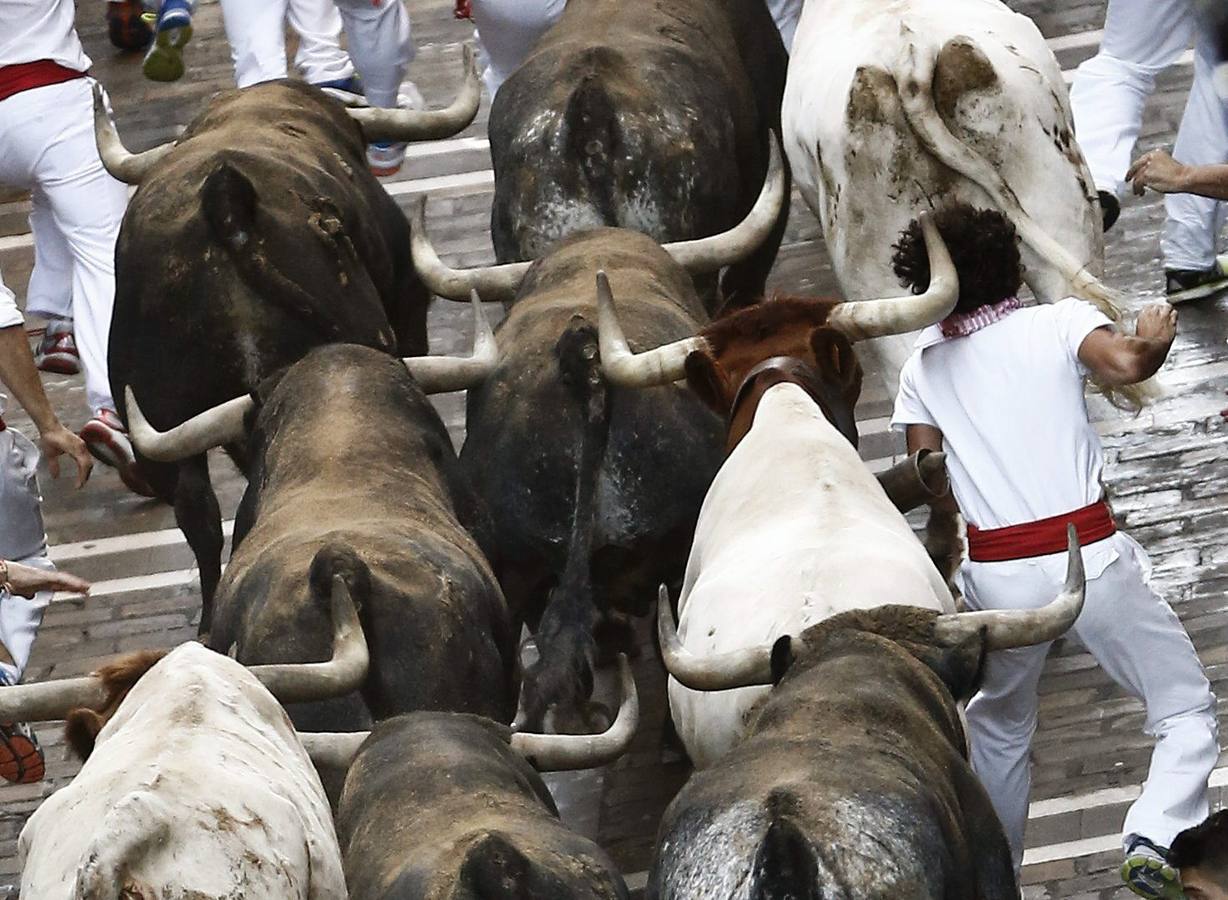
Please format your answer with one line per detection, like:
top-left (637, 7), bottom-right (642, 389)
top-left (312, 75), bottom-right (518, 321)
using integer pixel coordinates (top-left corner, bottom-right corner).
top-left (890, 203), bottom-right (1218, 900)
top-left (0, 0), bottom-right (152, 496)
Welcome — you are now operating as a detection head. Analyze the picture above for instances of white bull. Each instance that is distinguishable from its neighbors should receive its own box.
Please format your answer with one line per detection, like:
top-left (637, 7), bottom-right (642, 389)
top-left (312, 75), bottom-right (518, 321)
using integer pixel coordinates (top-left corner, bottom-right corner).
top-left (665, 383), bottom-right (956, 768)
top-left (783, 0), bottom-right (1119, 316)
top-left (12, 577), bottom-right (366, 899)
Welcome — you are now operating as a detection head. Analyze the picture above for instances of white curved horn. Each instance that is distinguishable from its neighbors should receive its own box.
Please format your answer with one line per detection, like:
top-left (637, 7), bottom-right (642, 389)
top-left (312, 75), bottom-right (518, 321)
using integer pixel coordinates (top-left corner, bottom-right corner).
top-left (347, 44), bottom-right (482, 142)
top-left (125, 386), bottom-right (253, 463)
top-left (827, 211), bottom-right (959, 341)
top-left (401, 290), bottom-right (499, 393)
top-left (657, 585), bottom-right (775, 691)
top-left (934, 525), bottom-right (1085, 651)
top-left (249, 575), bottom-right (369, 703)
top-left (509, 654), bottom-right (638, 771)
top-left (92, 82), bottom-right (176, 185)
top-left (660, 132), bottom-right (786, 274)
top-left (299, 731), bottom-right (369, 770)
top-left (0, 675), bottom-right (108, 724)
top-left (596, 271), bottom-right (708, 389)
top-left (410, 196), bottom-right (529, 303)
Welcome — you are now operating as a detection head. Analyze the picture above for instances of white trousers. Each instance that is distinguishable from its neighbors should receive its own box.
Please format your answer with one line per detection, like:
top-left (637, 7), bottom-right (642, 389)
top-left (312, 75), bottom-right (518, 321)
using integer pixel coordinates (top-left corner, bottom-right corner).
top-left (219, 0), bottom-right (354, 88)
top-left (334, 0), bottom-right (413, 110)
top-left (24, 200), bottom-right (74, 323)
top-left (0, 79), bottom-right (126, 416)
top-left (0, 429), bottom-right (53, 677)
top-left (1069, 0), bottom-right (1228, 270)
top-left (961, 533), bottom-right (1218, 868)
top-left (469, 0), bottom-right (801, 100)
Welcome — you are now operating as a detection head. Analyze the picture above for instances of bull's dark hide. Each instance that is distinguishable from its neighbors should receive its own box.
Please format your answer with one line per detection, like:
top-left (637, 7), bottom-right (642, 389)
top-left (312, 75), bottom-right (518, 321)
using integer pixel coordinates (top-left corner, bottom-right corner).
top-left (489, 0), bottom-right (790, 310)
top-left (461, 229), bottom-right (724, 729)
top-left (651, 607), bottom-right (1018, 899)
top-left (336, 712), bottom-right (628, 900)
top-left (208, 345), bottom-right (515, 733)
top-left (109, 80), bottom-right (429, 617)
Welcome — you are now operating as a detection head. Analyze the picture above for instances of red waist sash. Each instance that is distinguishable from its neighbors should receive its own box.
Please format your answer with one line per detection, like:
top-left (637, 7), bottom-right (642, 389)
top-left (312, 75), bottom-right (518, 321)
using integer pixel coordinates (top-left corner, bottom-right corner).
top-left (966, 500), bottom-right (1116, 563)
top-left (0, 60), bottom-right (86, 103)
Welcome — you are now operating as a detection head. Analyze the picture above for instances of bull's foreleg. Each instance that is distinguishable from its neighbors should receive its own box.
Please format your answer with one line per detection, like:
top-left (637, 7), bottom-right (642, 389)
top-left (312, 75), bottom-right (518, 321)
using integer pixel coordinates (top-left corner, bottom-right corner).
top-left (173, 455), bottom-right (224, 636)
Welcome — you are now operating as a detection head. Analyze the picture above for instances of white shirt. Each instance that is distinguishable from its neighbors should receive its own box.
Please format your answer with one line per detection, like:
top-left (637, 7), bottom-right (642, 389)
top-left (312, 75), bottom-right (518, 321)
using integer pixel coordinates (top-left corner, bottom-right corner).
top-left (891, 298), bottom-right (1113, 531)
top-left (0, 0), bottom-right (91, 72)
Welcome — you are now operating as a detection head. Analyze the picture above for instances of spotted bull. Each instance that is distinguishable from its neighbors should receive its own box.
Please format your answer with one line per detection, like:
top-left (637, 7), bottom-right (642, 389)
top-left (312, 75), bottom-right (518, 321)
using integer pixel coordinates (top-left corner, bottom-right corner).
top-left (782, 0), bottom-right (1120, 317)
top-left (489, 0), bottom-right (791, 309)
top-left (127, 316), bottom-right (515, 724)
top-left (597, 213), bottom-right (963, 766)
top-left (6, 582), bottom-right (366, 899)
top-left (409, 140), bottom-right (787, 730)
top-left (299, 657), bottom-right (639, 899)
top-left (650, 539), bottom-right (1086, 898)
top-left (94, 53), bottom-right (480, 614)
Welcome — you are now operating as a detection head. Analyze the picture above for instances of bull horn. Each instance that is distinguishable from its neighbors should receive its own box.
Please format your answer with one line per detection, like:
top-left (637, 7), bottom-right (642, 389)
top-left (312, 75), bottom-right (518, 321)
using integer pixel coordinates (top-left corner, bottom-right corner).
top-left (0, 674), bottom-right (108, 724)
top-left (509, 654), bottom-right (638, 771)
top-left (934, 525), bottom-right (1085, 651)
top-left (347, 44), bottom-right (481, 142)
top-left (299, 731), bottom-right (369, 770)
top-left (826, 211), bottom-right (959, 341)
top-left (125, 386), bottom-right (253, 463)
top-left (596, 271), bottom-right (708, 388)
top-left (92, 82), bottom-right (176, 184)
top-left (401, 289), bottom-right (499, 392)
top-left (659, 131), bottom-right (786, 274)
top-left (249, 575), bottom-right (369, 702)
top-left (657, 585), bottom-right (775, 691)
top-left (410, 196), bottom-right (529, 303)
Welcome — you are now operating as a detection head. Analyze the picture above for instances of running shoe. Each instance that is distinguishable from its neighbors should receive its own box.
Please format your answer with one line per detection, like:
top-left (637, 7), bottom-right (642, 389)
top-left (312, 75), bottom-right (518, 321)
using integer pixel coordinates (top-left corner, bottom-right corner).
top-left (1166, 254), bottom-right (1228, 303)
top-left (80, 409), bottom-right (157, 498)
top-left (1121, 835), bottom-right (1185, 900)
top-left (33, 322), bottom-right (80, 376)
top-left (142, 0), bottom-right (194, 83)
top-left (0, 669), bottom-right (44, 785)
top-left (367, 141), bottom-right (408, 177)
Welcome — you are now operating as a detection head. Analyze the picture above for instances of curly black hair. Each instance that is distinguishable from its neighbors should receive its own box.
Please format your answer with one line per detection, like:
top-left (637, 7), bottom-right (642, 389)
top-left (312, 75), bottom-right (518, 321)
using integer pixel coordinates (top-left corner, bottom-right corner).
top-left (891, 203), bottom-right (1023, 316)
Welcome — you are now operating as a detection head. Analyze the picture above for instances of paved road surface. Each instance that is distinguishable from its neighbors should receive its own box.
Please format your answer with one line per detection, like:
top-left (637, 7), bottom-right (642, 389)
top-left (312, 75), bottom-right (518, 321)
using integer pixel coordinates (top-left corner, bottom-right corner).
top-left (0, 1), bottom-right (1225, 897)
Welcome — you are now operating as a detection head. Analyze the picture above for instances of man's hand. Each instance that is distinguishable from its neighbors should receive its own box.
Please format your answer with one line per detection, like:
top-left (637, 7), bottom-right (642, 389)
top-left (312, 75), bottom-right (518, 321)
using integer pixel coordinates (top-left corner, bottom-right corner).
top-left (1127, 150), bottom-right (1189, 196)
top-left (4, 561), bottom-right (89, 599)
top-left (1135, 302), bottom-right (1178, 344)
top-left (38, 424), bottom-right (92, 489)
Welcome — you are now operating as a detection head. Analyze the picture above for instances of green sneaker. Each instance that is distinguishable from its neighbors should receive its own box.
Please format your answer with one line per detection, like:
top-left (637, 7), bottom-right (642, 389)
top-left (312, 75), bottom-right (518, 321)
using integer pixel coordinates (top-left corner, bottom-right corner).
top-left (141, 0), bottom-right (193, 83)
top-left (1165, 254), bottom-right (1228, 303)
top-left (1121, 835), bottom-right (1185, 900)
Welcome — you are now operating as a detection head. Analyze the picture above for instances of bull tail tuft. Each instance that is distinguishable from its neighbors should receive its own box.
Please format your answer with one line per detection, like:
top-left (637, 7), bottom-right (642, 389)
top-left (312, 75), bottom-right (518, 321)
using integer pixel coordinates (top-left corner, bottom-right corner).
top-left (891, 37), bottom-right (1124, 321)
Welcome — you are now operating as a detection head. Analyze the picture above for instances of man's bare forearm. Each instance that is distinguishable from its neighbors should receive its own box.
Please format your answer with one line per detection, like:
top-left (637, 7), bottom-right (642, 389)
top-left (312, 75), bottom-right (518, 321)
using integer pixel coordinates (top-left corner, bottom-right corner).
top-left (1174, 164), bottom-right (1228, 201)
top-left (0, 325), bottom-right (57, 432)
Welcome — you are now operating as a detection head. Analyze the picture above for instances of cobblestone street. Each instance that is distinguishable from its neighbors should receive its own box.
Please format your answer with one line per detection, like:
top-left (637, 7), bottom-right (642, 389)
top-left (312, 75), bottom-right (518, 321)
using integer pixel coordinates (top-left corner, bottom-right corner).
top-left (0, 1), bottom-right (1225, 896)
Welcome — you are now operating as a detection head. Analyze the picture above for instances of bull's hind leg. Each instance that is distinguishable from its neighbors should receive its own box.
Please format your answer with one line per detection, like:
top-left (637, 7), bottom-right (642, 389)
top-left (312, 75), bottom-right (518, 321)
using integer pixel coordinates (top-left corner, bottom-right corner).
top-left (173, 455), bottom-right (223, 635)
top-left (718, 144), bottom-right (792, 312)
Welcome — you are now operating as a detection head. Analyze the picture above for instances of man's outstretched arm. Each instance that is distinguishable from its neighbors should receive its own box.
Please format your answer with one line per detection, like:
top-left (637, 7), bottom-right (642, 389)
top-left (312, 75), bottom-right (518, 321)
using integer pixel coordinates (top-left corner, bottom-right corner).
top-left (1077, 303), bottom-right (1177, 387)
top-left (1128, 149), bottom-right (1228, 201)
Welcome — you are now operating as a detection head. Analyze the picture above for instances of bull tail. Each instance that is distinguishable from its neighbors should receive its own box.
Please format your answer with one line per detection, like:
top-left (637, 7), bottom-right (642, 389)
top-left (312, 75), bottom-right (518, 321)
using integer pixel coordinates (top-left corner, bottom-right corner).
top-left (749, 792), bottom-right (822, 900)
top-left (564, 74), bottom-right (622, 226)
top-left (890, 37), bottom-right (1124, 321)
top-left (520, 316), bottom-right (611, 729)
top-left (72, 791), bottom-right (172, 899)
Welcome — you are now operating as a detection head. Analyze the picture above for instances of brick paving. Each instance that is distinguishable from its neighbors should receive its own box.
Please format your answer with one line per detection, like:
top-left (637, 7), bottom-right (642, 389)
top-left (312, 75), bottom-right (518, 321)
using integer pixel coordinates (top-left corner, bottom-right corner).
top-left (0, 1), bottom-right (1224, 897)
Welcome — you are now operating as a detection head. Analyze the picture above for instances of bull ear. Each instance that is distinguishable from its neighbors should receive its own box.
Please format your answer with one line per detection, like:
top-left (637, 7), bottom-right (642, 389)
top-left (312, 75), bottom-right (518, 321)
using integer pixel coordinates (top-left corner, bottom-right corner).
top-left (201, 161), bottom-right (258, 252)
top-left (810, 327), bottom-right (862, 407)
top-left (769, 635), bottom-right (794, 685)
top-left (927, 629), bottom-right (986, 702)
top-left (684, 352), bottom-right (730, 414)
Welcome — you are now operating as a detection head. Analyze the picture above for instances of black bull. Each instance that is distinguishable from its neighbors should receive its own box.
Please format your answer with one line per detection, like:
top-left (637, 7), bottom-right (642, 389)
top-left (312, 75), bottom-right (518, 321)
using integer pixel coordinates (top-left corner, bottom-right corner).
top-left (99, 76), bottom-right (475, 621)
top-left (201, 344), bottom-right (518, 734)
top-left (488, 0), bottom-right (791, 309)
